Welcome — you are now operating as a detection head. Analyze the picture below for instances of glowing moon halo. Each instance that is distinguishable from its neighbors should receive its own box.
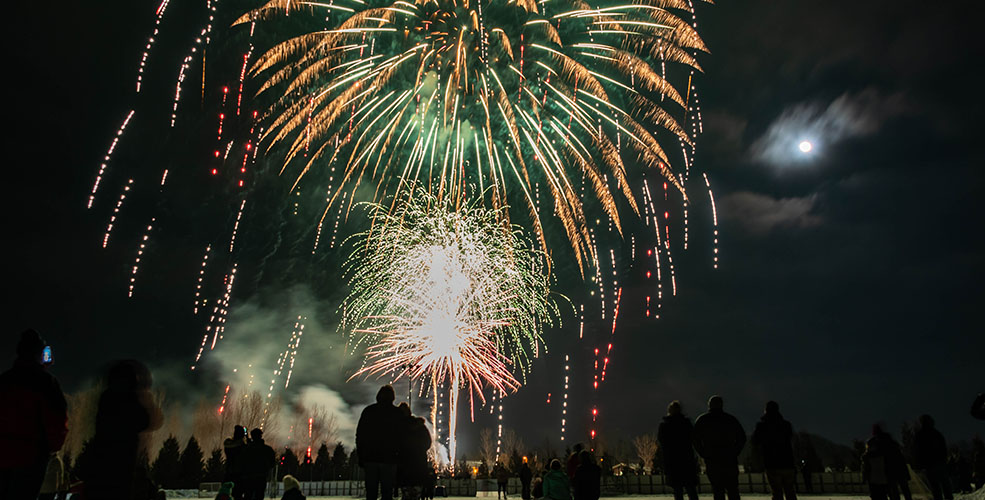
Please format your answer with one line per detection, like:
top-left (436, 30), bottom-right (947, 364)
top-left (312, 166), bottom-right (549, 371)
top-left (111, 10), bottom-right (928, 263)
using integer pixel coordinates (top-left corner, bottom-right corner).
top-left (798, 140), bottom-right (813, 153)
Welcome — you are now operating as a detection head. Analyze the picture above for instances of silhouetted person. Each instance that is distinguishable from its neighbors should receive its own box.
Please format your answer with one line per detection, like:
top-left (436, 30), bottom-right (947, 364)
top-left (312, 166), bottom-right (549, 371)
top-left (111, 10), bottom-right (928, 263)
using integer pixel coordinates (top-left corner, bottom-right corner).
top-left (694, 396), bottom-right (746, 500)
top-left (357, 385), bottom-right (403, 500)
top-left (914, 415), bottom-right (952, 500)
top-left (543, 459), bottom-right (571, 500)
top-left (422, 466), bottom-right (437, 500)
top-left (83, 359), bottom-right (164, 500)
top-left (281, 475), bottom-right (305, 500)
top-left (0, 329), bottom-right (68, 499)
top-left (658, 401), bottom-right (699, 500)
top-left (863, 425), bottom-right (907, 500)
top-left (567, 444), bottom-right (584, 480)
top-left (519, 460), bottom-right (533, 500)
top-left (972, 394), bottom-right (985, 421)
top-left (396, 404), bottom-right (432, 500)
top-left (572, 450), bottom-right (601, 500)
top-left (495, 462), bottom-right (511, 499)
top-left (242, 428), bottom-right (276, 500)
top-left (752, 401), bottom-right (797, 500)
top-left (224, 425), bottom-right (250, 500)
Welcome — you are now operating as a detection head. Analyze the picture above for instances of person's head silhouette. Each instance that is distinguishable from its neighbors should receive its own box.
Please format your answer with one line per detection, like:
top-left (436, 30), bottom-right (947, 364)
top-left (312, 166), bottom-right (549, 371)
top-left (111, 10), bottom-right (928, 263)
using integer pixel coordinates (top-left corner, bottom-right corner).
top-left (708, 395), bottom-right (724, 411)
top-left (377, 385), bottom-right (395, 404)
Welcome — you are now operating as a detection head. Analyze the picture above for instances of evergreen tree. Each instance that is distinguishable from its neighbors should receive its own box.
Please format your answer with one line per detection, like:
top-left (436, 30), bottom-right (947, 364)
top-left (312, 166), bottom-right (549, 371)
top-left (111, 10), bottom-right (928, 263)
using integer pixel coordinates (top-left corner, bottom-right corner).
top-left (204, 448), bottom-right (225, 482)
top-left (349, 449), bottom-right (360, 481)
top-left (152, 435), bottom-right (182, 488)
top-left (313, 443), bottom-right (331, 480)
top-left (331, 442), bottom-right (347, 480)
top-left (299, 451), bottom-right (314, 482)
top-left (179, 436), bottom-right (206, 488)
top-left (279, 448), bottom-right (300, 479)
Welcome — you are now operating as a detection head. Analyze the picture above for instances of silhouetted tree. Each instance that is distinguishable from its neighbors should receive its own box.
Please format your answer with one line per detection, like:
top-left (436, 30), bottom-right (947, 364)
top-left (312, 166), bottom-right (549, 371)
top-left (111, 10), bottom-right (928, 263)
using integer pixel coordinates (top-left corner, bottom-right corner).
top-left (280, 448), bottom-right (300, 479)
top-left (204, 448), bottom-right (225, 482)
top-left (849, 439), bottom-right (866, 472)
top-left (349, 448), bottom-right (360, 480)
top-left (179, 436), bottom-right (206, 488)
top-left (331, 442), bottom-right (347, 480)
top-left (152, 435), bottom-right (182, 488)
top-left (313, 443), bottom-right (331, 480)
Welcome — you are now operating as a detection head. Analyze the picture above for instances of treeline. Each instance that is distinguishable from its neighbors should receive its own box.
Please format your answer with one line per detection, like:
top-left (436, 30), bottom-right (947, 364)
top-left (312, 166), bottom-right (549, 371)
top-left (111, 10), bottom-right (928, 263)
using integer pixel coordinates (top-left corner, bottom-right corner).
top-left (64, 436), bottom-right (362, 490)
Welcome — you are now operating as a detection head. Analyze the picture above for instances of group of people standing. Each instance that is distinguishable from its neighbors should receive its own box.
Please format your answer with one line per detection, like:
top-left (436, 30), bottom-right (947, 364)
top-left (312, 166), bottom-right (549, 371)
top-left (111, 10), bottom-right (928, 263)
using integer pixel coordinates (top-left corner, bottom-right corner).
top-left (657, 396), bottom-right (967, 500)
top-left (220, 426), bottom-right (277, 500)
top-left (356, 385), bottom-right (434, 500)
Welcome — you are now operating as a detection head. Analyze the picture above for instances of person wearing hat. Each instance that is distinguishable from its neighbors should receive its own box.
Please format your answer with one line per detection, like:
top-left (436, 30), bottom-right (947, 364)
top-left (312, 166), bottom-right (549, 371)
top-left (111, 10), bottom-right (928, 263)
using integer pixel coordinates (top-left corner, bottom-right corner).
top-left (0, 329), bottom-right (68, 499)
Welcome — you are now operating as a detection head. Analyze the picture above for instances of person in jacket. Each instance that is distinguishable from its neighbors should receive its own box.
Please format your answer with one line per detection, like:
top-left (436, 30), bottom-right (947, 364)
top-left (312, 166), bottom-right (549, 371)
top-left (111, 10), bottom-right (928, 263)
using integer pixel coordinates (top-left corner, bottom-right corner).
top-left (914, 415), bottom-right (952, 500)
top-left (658, 401), bottom-right (699, 500)
top-left (863, 425), bottom-right (907, 500)
top-left (242, 428), bottom-right (276, 500)
top-left (752, 401), bottom-right (797, 500)
top-left (82, 359), bottom-right (164, 500)
top-left (224, 425), bottom-right (250, 500)
top-left (520, 459), bottom-right (533, 500)
top-left (693, 395), bottom-right (746, 500)
top-left (0, 329), bottom-right (68, 499)
top-left (566, 444), bottom-right (584, 481)
top-left (542, 459), bottom-right (571, 500)
top-left (397, 404), bottom-right (432, 500)
top-left (357, 385), bottom-right (403, 500)
top-left (572, 450), bottom-right (601, 500)
top-left (495, 461), bottom-right (512, 500)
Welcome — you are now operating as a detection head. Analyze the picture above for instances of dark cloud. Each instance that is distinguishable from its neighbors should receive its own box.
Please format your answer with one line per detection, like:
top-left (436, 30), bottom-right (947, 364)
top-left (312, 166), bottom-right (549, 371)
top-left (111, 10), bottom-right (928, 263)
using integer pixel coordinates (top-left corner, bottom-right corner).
top-left (719, 191), bottom-right (820, 233)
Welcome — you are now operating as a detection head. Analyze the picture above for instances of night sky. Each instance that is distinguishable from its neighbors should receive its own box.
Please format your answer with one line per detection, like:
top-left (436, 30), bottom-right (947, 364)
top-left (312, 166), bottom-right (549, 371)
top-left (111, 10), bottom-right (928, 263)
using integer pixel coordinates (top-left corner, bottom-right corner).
top-left (4, 0), bottom-right (982, 455)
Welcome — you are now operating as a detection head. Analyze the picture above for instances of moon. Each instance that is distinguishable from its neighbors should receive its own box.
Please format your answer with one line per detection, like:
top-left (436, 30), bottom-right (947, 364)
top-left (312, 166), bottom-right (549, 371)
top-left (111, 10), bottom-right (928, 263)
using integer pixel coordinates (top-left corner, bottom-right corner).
top-left (798, 140), bottom-right (813, 153)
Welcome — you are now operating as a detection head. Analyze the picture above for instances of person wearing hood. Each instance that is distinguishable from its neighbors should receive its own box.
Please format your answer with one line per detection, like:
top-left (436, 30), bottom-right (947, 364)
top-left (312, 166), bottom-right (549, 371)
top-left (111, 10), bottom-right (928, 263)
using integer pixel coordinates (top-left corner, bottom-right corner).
top-left (282, 475), bottom-right (306, 500)
top-left (0, 329), bottom-right (68, 499)
top-left (657, 400), bottom-right (699, 500)
top-left (357, 385), bottom-right (403, 500)
top-left (542, 459), bottom-right (572, 500)
top-left (751, 401), bottom-right (797, 500)
top-left (914, 415), bottom-right (952, 500)
top-left (693, 395), bottom-right (746, 500)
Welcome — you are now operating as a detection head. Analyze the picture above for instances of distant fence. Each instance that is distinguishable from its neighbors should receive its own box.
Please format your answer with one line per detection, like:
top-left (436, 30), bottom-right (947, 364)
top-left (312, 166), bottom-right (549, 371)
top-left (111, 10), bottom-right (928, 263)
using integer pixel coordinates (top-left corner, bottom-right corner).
top-left (201, 473), bottom-right (868, 497)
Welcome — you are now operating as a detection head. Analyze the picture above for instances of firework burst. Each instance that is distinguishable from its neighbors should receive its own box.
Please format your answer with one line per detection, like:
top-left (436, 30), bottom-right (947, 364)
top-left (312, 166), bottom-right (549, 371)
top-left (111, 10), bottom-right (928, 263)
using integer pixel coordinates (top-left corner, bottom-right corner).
top-left (342, 190), bottom-right (559, 464)
top-left (240, 0), bottom-right (706, 270)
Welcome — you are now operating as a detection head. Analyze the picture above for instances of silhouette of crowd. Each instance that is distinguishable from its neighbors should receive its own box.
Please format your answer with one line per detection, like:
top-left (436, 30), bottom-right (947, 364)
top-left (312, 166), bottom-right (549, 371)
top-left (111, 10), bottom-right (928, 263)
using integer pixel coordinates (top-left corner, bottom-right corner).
top-left (1, 329), bottom-right (983, 500)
